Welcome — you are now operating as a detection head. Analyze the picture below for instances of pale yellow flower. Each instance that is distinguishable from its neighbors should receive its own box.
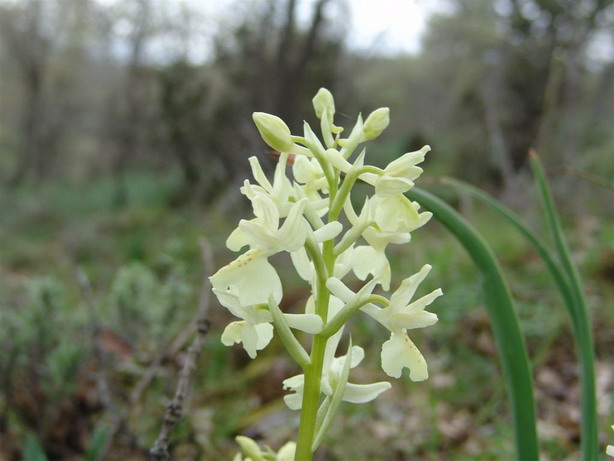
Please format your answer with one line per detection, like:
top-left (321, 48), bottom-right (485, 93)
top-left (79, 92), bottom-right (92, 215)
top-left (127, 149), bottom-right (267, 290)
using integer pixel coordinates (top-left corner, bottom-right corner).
top-left (282, 296), bottom-right (390, 410)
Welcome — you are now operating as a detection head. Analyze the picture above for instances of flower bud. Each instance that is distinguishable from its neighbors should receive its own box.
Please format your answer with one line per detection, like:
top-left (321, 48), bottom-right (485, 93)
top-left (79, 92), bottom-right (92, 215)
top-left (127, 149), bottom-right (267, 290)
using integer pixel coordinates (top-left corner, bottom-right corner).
top-left (235, 436), bottom-right (263, 460)
top-left (362, 107), bottom-right (390, 141)
top-left (312, 87), bottom-right (335, 119)
top-left (252, 112), bottom-right (294, 152)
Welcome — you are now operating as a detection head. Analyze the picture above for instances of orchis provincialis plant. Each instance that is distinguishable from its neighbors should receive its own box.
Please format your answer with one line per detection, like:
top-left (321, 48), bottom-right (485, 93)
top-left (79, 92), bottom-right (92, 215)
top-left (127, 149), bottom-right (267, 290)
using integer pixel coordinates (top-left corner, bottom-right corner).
top-left (210, 89), bottom-right (442, 460)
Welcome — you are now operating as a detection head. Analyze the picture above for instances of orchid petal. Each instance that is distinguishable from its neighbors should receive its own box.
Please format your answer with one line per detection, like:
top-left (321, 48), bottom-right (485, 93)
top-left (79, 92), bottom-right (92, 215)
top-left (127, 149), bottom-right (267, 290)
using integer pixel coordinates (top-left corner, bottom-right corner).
top-left (389, 264), bottom-right (432, 308)
top-left (381, 333), bottom-right (428, 381)
top-left (342, 382), bottom-right (391, 404)
top-left (313, 221), bottom-right (343, 243)
top-left (210, 249), bottom-right (282, 306)
top-left (221, 321), bottom-right (273, 359)
top-left (283, 313), bottom-right (323, 334)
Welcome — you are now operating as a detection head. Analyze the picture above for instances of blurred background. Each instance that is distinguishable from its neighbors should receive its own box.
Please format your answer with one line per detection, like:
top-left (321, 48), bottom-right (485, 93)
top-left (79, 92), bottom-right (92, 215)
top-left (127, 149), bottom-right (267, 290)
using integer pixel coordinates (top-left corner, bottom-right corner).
top-left (0, 0), bottom-right (613, 459)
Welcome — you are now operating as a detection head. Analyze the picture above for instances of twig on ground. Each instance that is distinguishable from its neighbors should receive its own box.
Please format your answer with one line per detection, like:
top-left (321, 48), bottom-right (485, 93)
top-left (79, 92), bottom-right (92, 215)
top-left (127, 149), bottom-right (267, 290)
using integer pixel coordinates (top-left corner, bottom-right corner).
top-left (129, 311), bottom-right (200, 407)
top-left (149, 238), bottom-right (214, 460)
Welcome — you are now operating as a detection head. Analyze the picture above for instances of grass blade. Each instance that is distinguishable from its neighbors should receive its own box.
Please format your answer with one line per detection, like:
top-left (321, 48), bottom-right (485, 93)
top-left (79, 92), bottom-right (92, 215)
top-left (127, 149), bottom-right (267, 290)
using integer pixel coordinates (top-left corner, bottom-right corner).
top-left (529, 151), bottom-right (598, 460)
top-left (406, 188), bottom-right (539, 461)
top-left (439, 177), bottom-right (577, 324)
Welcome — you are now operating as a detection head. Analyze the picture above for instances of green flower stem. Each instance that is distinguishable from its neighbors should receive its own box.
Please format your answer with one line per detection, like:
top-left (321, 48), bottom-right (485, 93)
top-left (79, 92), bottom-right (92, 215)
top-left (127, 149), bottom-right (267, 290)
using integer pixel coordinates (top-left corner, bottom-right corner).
top-left (302, 204), bottom-right (325, 231)
top-left (320, 294), bottom-right (387, 338)
top-left (305, 238), bottom-right (327, 287)
top-left (295, 333), bottom-right (327, 460)
top-left (311, 338), bottom-right (353, 452)
top-left (330, 165), bottom-right (381, 219)
top-left (369, 294), bottom-right (389, 306)
top-left (305, 124), bottom-right (336, 195)
top-left (296, 222), bottom-right (338, 460)
top-left (334, 220), bottom-right (371, 257)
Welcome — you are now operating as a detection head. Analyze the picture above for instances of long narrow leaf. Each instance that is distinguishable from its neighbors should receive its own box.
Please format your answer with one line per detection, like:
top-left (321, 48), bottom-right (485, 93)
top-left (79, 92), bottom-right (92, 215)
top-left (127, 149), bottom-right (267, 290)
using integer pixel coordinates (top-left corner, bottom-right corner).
top-left (529, 152), bottom-right (598, 460)
top-left (406, 188), bottom-right (538, 461)
top-left (438, 177), bottom-right (577, 324)
top-left (440, 175), bottom-right (598, 460)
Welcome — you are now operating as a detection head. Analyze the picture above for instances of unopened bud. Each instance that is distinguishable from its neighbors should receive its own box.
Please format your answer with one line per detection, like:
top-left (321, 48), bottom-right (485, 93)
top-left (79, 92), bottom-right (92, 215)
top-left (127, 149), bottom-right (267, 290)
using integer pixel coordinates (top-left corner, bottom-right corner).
top-left (235, 436), bottom-right (263, 461)
top-left (362, 107), bottom-right (390, 141)
top-left (252, 112), bottom-right (294, 152)
top-left (312, 88), bottom-right (335, 119)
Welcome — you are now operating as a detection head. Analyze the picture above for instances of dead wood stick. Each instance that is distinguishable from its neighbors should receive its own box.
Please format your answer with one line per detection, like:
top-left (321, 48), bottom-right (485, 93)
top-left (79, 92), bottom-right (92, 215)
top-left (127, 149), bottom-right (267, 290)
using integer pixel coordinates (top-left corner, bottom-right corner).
top-left (149, 238), bottom-right (213, 460)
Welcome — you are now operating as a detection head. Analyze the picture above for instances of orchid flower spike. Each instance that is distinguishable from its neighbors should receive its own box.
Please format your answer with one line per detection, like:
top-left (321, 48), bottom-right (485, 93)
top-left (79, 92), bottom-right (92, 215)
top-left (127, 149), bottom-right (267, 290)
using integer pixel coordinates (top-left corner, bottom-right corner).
top-left (211, 88), bottom-right (442, 459)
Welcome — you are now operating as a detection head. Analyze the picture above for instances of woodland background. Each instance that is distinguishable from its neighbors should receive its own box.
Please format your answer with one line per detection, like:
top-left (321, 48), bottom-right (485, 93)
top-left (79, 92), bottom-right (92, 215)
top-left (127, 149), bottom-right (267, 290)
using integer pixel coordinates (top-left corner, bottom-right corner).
top-left (0, 0), bottom-right (613, 459)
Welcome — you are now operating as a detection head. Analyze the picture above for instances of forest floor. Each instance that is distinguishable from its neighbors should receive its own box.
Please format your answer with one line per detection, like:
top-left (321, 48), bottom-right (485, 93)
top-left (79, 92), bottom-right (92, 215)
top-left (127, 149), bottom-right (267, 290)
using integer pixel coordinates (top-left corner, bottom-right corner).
top-left (1, 171), bottom-right (613, 460)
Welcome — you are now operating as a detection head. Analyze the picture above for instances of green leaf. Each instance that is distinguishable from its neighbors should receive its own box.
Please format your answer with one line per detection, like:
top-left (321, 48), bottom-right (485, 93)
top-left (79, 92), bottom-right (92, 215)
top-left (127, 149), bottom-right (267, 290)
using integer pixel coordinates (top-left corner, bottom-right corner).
top-left (441, 174), bottom-right (598, 460)
top-left (529, 152), bottom-right (598, 461)
top-left (406, 188), bottom-right (538, 461)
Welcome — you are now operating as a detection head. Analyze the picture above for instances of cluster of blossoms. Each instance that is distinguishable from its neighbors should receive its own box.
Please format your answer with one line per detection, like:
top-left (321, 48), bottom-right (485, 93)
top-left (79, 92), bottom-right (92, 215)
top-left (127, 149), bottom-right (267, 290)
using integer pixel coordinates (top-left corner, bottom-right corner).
top-left (210, 89), bottom-right (441, 458)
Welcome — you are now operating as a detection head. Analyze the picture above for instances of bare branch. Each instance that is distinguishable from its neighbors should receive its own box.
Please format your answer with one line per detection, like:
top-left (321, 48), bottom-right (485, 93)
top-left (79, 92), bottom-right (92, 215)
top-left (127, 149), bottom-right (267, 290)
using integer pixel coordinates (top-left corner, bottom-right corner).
top-left (149, 238), bottom-right (214, 460)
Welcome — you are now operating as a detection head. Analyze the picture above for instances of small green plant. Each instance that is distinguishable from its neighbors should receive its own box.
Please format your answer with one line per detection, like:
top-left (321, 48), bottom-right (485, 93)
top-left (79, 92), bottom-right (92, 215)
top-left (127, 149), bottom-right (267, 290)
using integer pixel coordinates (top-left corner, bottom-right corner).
top-left (0, 278), bottom-right (87, 458)
top-left (0, 278), bottom-right (85, 407)
top-left (1, 262), bottom-right (193, 458)
top-left (210, 89), bottom-right (442, 460)
top-left (107, 261), bottom-right (193, 352)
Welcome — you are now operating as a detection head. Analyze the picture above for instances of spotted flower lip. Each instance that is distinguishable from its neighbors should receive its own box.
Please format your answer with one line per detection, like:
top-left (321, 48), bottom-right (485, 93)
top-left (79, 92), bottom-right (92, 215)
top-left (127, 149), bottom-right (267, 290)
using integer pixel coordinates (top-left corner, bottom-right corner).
top-left (363, 265), bottom-right (442, 380)
top-left (209, 249), bottom-right (282, 307)
top-left (326, 265), bottom-right (441, 381)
